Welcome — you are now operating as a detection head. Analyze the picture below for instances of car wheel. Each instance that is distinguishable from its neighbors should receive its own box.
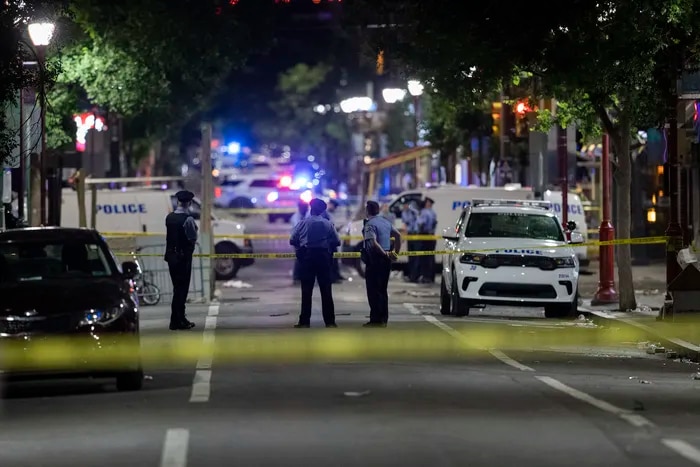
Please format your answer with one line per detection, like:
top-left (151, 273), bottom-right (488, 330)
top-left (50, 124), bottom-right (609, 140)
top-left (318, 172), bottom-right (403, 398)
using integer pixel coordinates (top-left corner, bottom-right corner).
top-left (450, 274), bottom-right (470, 317)
top-left (268, 214), bottom-right (278, 223)
top-left (214, 242), bottom-right (240, 281)
top-left (116, 368), bottom-right (144, 392)
top-left (544, 290), bottom-right (579, 319)
top-left (440, 276), bottom-right (451, 315)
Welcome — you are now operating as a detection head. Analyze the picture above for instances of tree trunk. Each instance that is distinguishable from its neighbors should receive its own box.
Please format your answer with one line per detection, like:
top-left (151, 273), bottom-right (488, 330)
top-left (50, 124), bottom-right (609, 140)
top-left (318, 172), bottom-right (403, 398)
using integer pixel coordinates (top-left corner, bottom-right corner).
top-left (613, 109), bottom-right (637, 311)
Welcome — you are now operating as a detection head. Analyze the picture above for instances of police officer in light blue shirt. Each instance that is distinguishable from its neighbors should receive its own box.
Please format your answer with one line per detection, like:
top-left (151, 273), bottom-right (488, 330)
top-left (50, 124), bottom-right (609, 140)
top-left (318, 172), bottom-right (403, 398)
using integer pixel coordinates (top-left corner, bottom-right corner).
top-left (290, 198), bottom-right (340, 328)
top-left (401, 202), bottom-right (420, 282)
top-left (362, 201), bottom-right (401, 327)
top-left (417, 197), bottom-right (438, 283)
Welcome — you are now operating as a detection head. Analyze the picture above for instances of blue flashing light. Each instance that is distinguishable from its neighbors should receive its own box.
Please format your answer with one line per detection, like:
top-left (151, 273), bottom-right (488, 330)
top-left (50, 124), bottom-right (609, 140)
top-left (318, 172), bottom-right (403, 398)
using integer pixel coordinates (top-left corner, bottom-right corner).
top-left (227, 142), bottom-right (241, 154)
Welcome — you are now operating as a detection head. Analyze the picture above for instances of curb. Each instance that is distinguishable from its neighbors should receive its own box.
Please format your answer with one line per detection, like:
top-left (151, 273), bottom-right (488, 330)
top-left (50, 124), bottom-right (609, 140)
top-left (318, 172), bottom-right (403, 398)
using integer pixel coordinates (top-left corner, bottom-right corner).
top-left (580, 307), bottom-right (700, 362)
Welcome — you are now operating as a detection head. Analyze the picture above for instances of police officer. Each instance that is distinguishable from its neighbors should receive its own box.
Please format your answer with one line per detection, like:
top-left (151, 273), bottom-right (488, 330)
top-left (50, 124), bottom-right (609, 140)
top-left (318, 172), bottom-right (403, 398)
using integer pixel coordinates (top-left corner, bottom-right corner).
top-left (362, 200), bottom-right (401, 327)
top-left (164, 190), bottom-right (198, 331)
top-left (290, 201), bottom-right (309, 285)
top-left (401, 201), bottom-right (420, 282)
top-left (417, 197), bottom-right (438, 283)
top-left (290, 198), bottom-right (340, 328)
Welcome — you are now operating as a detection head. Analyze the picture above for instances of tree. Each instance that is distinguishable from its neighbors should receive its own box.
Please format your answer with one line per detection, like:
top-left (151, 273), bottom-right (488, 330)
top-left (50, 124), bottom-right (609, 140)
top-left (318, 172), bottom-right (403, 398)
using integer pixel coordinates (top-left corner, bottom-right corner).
top-left (46, 0), bottom-right (275, 164)
top-left (0, 0), bottom-right (67, 164)
top-left (354, 0), bottom-right (700, 311)
top-left (254, 63), bottom-right (351, 172)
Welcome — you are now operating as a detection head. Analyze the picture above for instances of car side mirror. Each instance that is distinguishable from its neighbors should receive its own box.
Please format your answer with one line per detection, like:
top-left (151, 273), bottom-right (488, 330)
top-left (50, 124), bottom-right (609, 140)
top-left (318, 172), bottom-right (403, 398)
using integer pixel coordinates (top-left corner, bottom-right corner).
top-left (122, 261), bottom-right (139, 279)
top-left (442, 227), bottom-right (458, 241)
top-left (569, 232), bottom-right (585, 244)
top-left (566, 220), bottom-right (577, 232)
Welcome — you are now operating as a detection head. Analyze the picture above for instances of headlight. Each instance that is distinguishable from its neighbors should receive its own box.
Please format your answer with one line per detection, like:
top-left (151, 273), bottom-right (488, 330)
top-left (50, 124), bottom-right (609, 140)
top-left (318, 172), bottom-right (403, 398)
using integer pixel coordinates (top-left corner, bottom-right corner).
top-left (459, 253), bottom-right (486, 265)
top-left (553, 256), bottom-right (576, 268)
top-left (80, 301), bottom-right (127, 326)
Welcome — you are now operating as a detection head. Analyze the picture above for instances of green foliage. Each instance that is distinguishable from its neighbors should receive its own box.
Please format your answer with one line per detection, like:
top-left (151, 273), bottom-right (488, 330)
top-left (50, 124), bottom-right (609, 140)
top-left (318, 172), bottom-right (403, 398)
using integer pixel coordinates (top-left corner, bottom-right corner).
top-left (0, 0), bottom-right (68, 164)
top-left (45, 0), bottom-right (275, 154)
top-left (255, 63), bottom-right (350, 154)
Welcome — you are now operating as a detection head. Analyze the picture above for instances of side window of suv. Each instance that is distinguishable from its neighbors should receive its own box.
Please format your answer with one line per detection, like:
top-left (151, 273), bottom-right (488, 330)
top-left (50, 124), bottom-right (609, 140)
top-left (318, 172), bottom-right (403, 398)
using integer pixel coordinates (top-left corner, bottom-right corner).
top-left (250, 179), bottom-right (277, 188)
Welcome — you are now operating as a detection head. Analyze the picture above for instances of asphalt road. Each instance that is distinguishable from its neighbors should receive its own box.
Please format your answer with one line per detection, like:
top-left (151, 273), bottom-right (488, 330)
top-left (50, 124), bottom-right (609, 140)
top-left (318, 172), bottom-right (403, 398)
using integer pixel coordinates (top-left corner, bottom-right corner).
top-left (2, 213), bottom-right (700, 467)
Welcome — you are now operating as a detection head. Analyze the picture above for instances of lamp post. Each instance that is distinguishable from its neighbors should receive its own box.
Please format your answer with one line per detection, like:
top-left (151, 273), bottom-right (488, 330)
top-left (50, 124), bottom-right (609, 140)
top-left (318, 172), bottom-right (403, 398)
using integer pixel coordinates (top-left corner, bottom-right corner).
top-left (592, 133), bottom-right (618, 305)
top-left (408, 80), bottom-right (424, 187)
top-left (28, 21), bottom-right (55, 226)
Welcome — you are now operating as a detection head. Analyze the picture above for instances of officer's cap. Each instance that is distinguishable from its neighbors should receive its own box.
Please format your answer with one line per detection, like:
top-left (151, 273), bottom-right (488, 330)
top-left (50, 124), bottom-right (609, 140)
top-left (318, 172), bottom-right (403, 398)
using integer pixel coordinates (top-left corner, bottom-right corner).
top-left (176, 190), bottom-right (195, 203)
top-left (309, 198), bottom-right (327, 212)
top-left (424, 197), bottom-right (435, 204)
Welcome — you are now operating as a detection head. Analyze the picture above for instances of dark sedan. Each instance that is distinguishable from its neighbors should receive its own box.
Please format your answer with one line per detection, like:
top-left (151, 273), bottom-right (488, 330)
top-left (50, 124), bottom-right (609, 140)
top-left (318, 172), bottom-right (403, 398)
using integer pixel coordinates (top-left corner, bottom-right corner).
top-left (0, 227), bottom-right (143, 392)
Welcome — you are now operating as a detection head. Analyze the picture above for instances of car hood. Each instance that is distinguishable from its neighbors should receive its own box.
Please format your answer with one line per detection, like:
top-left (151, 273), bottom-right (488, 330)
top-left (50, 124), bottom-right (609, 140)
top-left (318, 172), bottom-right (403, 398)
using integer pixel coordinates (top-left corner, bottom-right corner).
top-left (0, 278), bottom-right (126, 316)
top-left (460, 238), bottom-right (571, 256)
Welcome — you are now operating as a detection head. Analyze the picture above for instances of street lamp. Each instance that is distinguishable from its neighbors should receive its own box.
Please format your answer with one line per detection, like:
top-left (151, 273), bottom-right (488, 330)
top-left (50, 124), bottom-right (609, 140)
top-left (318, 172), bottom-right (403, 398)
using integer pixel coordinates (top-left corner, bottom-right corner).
top-left (28, 21), bottom-right (54, 226)
top-left (340, 97), bottom-right (373, 114)
top-left (407, 80), bottom-right (424, 146)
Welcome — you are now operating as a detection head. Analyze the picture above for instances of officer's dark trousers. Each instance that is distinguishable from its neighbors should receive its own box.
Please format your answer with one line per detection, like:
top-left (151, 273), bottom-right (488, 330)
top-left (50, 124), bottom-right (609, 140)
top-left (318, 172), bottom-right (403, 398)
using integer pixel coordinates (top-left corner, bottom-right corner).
top-left (168, 256), bottom-right (193, 324)
top-left (419, 240), bottom-right (436, 282)
top-left (365, 255), bottom-right (391, 324)
top-left (298, 249), bottom-right (335, 326)
top-left (331, 246), bottom-right (341, 281)
top-left (406, 239), bottom-right (421, 281)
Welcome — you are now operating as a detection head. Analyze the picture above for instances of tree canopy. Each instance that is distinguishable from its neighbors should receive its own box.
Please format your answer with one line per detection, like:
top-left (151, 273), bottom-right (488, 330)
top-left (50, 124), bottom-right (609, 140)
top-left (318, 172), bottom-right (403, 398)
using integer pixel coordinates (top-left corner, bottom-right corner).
top-left (46, 0), bottom-right (276, 152)
top-left (353, 0), bottom-right (700, 310)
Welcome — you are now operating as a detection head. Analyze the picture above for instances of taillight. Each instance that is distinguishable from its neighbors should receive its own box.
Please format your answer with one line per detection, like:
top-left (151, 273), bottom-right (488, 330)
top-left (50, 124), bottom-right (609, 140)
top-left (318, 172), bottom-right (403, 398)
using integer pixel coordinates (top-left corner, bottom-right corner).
top-left (215, 187), bottom-right (222, 198)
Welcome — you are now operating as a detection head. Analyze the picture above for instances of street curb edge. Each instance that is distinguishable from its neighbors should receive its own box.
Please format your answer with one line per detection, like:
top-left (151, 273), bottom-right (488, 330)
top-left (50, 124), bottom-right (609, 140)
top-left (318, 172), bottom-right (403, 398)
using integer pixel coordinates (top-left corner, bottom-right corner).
top-left (580, 308), bottom-right (700, 362)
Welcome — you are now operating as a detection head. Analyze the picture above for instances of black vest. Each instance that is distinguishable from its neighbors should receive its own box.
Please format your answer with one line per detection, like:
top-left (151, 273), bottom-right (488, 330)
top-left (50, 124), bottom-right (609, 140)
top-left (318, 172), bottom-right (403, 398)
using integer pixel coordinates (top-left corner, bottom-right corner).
top-left (165, 212), bottom-right (195, 256)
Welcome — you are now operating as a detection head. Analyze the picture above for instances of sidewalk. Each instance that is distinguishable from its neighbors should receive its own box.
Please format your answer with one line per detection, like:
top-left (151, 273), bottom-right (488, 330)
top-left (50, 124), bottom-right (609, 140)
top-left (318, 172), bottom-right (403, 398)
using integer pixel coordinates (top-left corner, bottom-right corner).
top-left (578, 261), bottom-right (700, 360)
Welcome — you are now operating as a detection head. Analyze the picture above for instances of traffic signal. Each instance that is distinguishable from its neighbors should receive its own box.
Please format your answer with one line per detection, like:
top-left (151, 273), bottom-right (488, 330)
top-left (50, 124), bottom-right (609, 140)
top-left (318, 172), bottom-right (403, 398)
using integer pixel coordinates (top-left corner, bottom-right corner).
top-left (491, 102), bottom-right (502, 137)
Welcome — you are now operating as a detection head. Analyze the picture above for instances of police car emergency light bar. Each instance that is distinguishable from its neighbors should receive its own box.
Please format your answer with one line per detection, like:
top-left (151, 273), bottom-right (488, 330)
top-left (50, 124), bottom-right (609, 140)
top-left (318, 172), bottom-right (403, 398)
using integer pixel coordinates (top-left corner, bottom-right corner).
top-left (471, 199), bottom-right (552, 210)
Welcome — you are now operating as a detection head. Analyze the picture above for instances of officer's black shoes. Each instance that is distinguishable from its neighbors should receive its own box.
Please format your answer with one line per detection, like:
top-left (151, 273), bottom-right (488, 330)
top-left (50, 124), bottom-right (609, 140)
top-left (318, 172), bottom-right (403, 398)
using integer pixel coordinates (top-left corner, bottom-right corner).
top-left (294, 323), bottom-right (310, 328)
top-left (325, 323), bottom-right (338, 328)
top-left (169, 320), bottom-right (196, 331)
top-left (363, 322), bottom-right (387, 328)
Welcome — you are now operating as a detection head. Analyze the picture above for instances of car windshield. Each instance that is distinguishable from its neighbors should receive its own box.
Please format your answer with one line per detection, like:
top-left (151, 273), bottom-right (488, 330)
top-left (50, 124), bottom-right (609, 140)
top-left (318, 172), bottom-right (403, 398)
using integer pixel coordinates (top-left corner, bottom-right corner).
top-left (464, 212), bottom-right (564, 241)
top-left (0, 240), bottom-right (115, 283)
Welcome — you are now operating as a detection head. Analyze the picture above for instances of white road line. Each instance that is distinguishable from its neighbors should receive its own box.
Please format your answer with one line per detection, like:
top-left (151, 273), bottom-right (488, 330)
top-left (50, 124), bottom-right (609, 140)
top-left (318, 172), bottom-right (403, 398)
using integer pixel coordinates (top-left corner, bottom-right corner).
top-left (662, 439), bottom-right (700, 465)
top-left (189, 305), bottom-right (219, 402)
top-left (536, 376), bottom-right (654, 428)
top-left (405, 303), bottom-right (535, 371)
top-left (160, 428), bottom-right (189, 467)
top-left (189, 370), bottom-right (212, 403)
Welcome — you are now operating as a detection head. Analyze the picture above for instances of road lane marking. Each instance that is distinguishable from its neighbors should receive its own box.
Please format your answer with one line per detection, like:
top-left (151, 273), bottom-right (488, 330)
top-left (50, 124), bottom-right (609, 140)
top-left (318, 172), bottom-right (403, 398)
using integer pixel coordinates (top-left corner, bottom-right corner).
top-left (535, 376), bottom-right (654, 428)
top-left (662, 439), bottom-right (700, 465)
top-left (160, 428), bottom-right (189, 467)
top-left (190, 305), bottom-right (219, 402)
top-left (404, 303), bottom-right (535, 372)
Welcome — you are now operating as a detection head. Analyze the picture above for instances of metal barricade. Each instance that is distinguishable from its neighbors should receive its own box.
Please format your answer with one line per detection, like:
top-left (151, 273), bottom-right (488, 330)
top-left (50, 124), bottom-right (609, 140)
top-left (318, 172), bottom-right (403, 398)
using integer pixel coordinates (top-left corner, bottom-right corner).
top-left (134, 238), bottom-right (206, 302)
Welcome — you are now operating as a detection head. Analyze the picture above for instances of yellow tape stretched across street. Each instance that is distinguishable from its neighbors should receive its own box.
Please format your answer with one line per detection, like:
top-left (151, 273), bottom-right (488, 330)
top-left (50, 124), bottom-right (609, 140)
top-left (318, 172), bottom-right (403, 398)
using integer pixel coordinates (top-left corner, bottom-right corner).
top-left (0, 324), bottom-right (674, 371)
top-left (113, 236), bottom-right (670, 259)
top-left (100, 232), bottom-right (438, 241)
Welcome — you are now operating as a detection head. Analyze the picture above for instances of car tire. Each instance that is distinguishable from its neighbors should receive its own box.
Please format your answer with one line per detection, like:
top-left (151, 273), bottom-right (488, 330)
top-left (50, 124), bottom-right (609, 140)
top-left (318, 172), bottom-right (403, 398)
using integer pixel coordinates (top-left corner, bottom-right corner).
top-left (268, 214), bottom-right (278, 223)
top-left (440, 276), bottom-right (451, 315)
top-left (544, 290), bottom-right (579, 319)
top-left (116, 368), bottom-right (144, 392)
top-left (450, 274), bottom-right (469, 317)
top-left (284, 215), bottom-right (293, 223)
top-left (214, 242), bottom-right (241, 281)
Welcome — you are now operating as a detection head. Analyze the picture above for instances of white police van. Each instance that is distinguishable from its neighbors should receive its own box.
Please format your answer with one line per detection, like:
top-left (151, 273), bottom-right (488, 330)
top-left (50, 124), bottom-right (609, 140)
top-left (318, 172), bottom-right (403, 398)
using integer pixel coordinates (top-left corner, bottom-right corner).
top-left (60, 188), bottom-right (254, 280)
top-left (440, 199), bottom-right (583, 318)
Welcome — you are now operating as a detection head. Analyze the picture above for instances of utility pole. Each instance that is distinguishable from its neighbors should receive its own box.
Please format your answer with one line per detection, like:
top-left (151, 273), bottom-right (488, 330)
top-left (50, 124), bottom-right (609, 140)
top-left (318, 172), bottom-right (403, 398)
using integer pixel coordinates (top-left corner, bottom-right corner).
top-left (200, 123), bottom-right (215, 302)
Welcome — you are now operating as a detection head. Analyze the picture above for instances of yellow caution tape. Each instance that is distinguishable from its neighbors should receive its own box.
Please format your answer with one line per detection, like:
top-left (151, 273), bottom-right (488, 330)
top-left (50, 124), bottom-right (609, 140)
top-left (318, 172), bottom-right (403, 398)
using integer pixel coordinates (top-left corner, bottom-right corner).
top-left (113, 236), bottom-right (669, 259)
top-left (0, 324), bottom-right (676, 371)
top-left (100, 232), bottom-right (439, 241)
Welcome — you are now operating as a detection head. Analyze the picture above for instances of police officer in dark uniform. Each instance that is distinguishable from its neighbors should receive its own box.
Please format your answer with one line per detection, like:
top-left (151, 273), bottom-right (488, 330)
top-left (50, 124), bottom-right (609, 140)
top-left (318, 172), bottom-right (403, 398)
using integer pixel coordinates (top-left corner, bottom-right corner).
top-left (290, 198), bottom-right (340, 328)
top-left (164, 190), bottom-right (198, 330)
top-left (362, 200), bottom-right (401, 327)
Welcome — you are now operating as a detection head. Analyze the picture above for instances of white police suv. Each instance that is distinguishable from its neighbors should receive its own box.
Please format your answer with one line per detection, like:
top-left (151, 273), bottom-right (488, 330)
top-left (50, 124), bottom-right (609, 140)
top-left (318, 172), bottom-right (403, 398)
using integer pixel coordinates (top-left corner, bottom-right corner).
top-left (440, 199), bottom-right (584, 318)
